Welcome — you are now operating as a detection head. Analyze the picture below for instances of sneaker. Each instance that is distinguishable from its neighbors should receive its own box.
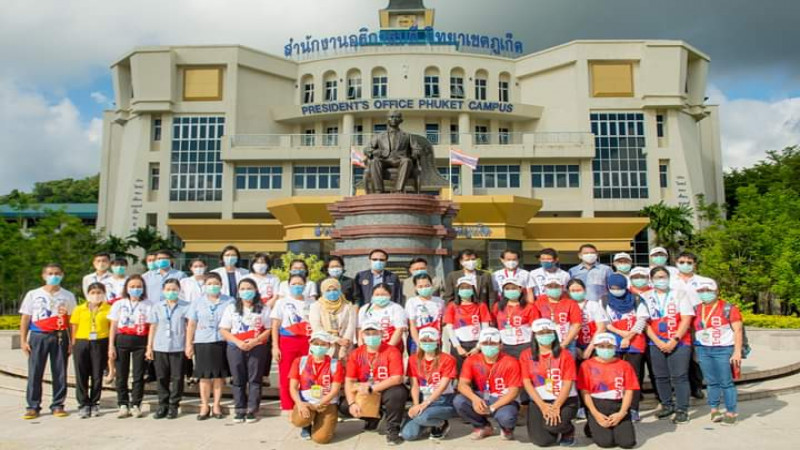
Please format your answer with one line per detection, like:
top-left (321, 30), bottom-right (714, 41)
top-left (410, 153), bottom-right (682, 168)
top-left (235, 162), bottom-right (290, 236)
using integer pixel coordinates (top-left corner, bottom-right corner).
top-left (631, 409), bottom-right (641, 422)
top-left (91, 406), bottom-right (100, 417)
top-left (131, 405), bottom-right (143, 418)
top-left (167, 408), bottom-right (178, 419)
top-left (576, 407), bottom-right (586, 420)
top-left (364, 419), bottom-right (380, 431)
top-left (154, 407), bottom-right (168, 419)
top-left (386, 433), bottom-right (403, 446)
top-left (300, 426), bottom-right (312, 440)
top-left (721, 414), bottom-right (738, 426)
top-left (52, 407), bottom-right (69, 418)
top-left (656, 406), bottom-right (675, 419)
top-left (233, 413), bottom-right (246, 424)
top-left (710, 410), bottom-right (724, 423)
top-left (22, 409), bottom-right (39, 420)
top-left (673, 411), bottom-right (690, 424)
top-left (245, 412), bottom-right (258, 423)
top-left (103, 374), bottom-right (115, 386)
top-left (560, 431), bottom-right (576, 447)
top-left (470, 425), bottom-right (494, 440)
top-left (583, 423), bottom-right (592, 439)
top-left (117, 405), bottom-right (131, 419)
top-left (691, 389), bottom-right (706, 400)
top-left (430, 420), bottom-right (450, 440)
top-left (501, 428), bottom-right (514, 440)
top-left (78, 406), bottom-right (91, 419)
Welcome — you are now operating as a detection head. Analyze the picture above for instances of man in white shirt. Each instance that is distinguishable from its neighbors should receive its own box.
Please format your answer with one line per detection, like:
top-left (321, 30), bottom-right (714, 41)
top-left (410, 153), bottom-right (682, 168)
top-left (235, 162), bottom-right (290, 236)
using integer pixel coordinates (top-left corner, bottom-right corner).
top-left (82, 252), bottom-right (112, 299)
top-left (530, 248), bottom-right (570, 297)
top-left (142, 249), bottom-right (186, 303)
top-left (649, 247), bottom-right (679, 278)
top-left (492, 249), bottom-right (532, 303)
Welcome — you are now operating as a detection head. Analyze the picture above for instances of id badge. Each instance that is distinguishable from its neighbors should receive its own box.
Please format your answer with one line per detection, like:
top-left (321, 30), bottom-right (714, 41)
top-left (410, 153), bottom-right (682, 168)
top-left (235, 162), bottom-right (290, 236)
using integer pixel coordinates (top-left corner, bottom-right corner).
top-left (89, 332), bottom-right (98, 341)
top-left (420, 386), bottom-right (432, 401)
top-left (482, 390), bottom-right (491, 401)
top-left (165, 328), bottom-right (172, 338)
top-left (310, 385), bottom-right (322, 399)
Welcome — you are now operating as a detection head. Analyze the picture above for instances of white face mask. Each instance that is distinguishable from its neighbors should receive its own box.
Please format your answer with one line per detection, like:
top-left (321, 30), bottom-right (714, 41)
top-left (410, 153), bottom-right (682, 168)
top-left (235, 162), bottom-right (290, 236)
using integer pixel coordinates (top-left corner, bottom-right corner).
top-left (191, 267), bottom-right (206, 276)
top-left (503, 260), bottom-right (519, 270)
top-left (252, 263), bottom-right (268, 274)
top-left (581, 253), bottom-right (598, 264)
top-left (462, 260), bottom-right (477, 271)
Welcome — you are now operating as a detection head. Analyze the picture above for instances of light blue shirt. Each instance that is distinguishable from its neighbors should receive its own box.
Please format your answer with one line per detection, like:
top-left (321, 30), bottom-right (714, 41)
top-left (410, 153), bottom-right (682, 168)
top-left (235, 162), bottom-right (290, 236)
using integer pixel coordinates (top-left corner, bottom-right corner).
top-left (568, 263), bottom-right (613, 302)
top-left (147, 300), bottom-right (190, 353)
top-left (143, 269), bottom-right (187, 303)
top-left (186, 295), bottom-right (233, 343)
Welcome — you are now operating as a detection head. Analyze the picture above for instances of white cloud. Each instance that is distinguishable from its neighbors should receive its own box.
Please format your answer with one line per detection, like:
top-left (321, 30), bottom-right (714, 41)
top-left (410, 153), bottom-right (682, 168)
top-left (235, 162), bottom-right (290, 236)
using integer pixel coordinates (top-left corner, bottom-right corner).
top-left (90, 91), bottom-right (109, 105)
top-left (708, 84), bottom-right (800, 169)
top-left (0, 78), bottom-right (101, 193)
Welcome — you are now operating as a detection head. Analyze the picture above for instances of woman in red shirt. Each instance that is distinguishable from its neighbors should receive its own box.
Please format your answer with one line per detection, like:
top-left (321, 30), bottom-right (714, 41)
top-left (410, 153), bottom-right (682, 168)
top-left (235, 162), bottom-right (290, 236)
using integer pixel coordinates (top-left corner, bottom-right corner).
top-left (577, 332), bottom-right (639, 449)
top-left (533, 276), bottom-right (582, 356)
top-left (443, 277), bottom-right (492, 372)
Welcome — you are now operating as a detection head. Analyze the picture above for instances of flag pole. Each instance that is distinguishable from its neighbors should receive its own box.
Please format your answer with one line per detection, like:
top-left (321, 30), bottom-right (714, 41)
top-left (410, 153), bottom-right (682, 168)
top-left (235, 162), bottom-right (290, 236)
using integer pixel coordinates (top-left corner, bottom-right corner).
top-left (448, 146), bottom-right (453, 201)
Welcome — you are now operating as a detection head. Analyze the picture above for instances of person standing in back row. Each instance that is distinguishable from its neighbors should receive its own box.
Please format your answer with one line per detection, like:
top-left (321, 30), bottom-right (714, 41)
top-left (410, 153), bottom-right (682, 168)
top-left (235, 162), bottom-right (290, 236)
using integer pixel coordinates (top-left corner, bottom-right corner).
top-left (353, 249), bottom-right (401, 307)
top-left (568, 244), bottom-right (613, 302)
top-left (443, 250), bottom-right (494, 305)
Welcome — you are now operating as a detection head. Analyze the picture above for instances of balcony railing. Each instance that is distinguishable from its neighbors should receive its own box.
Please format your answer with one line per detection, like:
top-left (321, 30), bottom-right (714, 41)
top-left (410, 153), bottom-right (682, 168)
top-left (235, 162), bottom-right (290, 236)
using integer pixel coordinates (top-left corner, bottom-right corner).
top-left (230, 132), bottom-right (592, 148)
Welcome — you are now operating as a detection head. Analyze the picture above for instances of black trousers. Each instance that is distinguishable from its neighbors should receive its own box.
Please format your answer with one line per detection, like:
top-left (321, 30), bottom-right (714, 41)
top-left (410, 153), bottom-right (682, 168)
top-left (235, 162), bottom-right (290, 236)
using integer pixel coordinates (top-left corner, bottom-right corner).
top-left (689, 350), bottom-right (705, 393)
top-left (645, 347), bottom-right (661, 402)
top-left (339, 385), bottom-right (409, 433)
top-left (227, 344), bottom-right (268, 414)
top-left (115, 334), bottom-right (148, 407)
top-left (621, 353), bottom-right (644, 411)
top-left (154, 351), bottom-right (185, 408)
top-left (73, 338), bottom-right (109, 408)
top-left (450, 340), bottom-right (477, 374)
top-left (26, 331), bottom-right (69, 411)
top-left (585, 398), bottom-right (636, 449)
top-left (527, 396), bottom-right (579, 446)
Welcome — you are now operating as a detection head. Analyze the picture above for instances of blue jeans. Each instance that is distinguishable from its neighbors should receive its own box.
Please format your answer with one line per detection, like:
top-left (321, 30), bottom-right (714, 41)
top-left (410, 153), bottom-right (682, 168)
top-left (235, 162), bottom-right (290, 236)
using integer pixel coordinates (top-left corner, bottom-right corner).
top-left (649, 344), bottom-right (691, 412)
top-left (453, 392), bottom-right (519, 430)
top-left (400, 394), bottom-right (457, 440)
top-left (696, 345), bottom-right (737, 413)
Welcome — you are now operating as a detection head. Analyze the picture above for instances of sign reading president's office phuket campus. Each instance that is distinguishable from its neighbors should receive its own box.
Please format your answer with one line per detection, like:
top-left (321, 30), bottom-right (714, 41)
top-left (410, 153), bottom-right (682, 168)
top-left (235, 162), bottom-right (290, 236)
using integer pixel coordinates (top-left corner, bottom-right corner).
top-left (301, 98), bottom-right (514, 116)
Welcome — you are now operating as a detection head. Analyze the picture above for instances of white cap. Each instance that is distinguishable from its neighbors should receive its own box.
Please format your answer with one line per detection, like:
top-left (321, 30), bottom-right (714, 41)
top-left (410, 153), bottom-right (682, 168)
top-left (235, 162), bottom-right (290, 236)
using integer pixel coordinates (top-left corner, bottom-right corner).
top-left (593, 332), bottom-right (617, 346)
top-left (543, 275), bottom-right (564, 286)
top-left (532, 318), bottom-right (557, 333)
top-left (309, 331), bottom-right (336, 344)
top-left (649, 247), bottom-right (669, 256)
top-left (418, 328), bottom-right (440, 342)
top-left (696, 277), bottom-right (718, 291)
top-left (613, 252), bottom-right (632, 262)
top-left (501, 277), bottom-right (524, 288)
top-left (361, 320), bottom-right (381, 331)
top-left (630, 267), bottom-right (650, 278)
top-left (456, 276), bottom-right (476, 288)
top-left (478, 327), bottom-right (501, 344)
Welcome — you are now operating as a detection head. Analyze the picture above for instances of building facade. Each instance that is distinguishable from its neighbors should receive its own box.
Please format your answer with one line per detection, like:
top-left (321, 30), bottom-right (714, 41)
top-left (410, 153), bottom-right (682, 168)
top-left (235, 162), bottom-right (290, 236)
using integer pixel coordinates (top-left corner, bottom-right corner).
top-left (97, 2), bottom-right (723, 270)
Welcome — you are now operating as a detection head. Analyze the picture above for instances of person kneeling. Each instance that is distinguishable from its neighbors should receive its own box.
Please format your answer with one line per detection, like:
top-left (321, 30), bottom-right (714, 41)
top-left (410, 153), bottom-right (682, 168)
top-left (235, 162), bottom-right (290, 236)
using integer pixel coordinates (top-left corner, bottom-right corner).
top-left (340, 320), bottom-right (408, 445)
top-left (578, 333), bottom-right (639, 449)
top-left (453, 327), bottom-right (521, 441)
top-left (289, 331), bottom-right (344, 443)
top-left (401, 328), bottom-right (458, 441)
top-left (522, 319), bottom-right (580, 447)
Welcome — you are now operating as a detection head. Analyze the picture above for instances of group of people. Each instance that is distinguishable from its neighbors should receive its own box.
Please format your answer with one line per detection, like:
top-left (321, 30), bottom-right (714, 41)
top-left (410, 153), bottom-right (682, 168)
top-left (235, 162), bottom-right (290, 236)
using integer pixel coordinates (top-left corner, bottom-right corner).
top-left (19, 243), bottom-right (745, 447)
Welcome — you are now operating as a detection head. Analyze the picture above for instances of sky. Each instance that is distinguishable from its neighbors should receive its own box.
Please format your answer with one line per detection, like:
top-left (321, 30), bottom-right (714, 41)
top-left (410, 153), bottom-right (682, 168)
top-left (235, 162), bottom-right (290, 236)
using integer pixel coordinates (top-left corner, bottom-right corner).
top-left (1, 0), bottom-right (798, 193)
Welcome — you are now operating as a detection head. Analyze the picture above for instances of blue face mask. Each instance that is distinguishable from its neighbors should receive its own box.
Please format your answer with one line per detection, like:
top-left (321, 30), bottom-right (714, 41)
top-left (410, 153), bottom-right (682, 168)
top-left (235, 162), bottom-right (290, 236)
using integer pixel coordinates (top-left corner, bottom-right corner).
top-left (146, 261), bottom-right (157, 271)
top-left (504, 289), bottom-right (521, 300)
top-left (324, 290), bottom-right (341, 301)
top-left (239, 290), bottom-right (256, 301)
top-left (45, 275), bottom-right (63, 286)
top-left (371, 295), bottom-right (391, 307)
top-left (458, 289), bottom-right (474, 299)
top-left (289, 285), bottom-right (305, 297)
top-left (223, 256), bottom-right (238, 267)
top-left (651, 256), bottom-right (668, 266)
top-left (546, 288), bottom-right (562, 299)
top-left (698, 291), bottom-right (717, 303)
top-left (310, 345), bottom-right (329, 357)
top-left (609, 288), bottom-right (627, 298)
top-left (615, 264), bottom-right (632, 274)
top-left (677, 262), bottom-right (694, 274)
top-left (569, 291), bottom-right (586, 301)
top-left (128, 287), bottom-right (144, 298)
top-left (596, 347), bottom-right (617, 360)
top-left (541, 261), bottom-right (555, 270)
top-left (536, 333), bottom-right (556, 346)
top-left (364, 334), bottom-right (382, 348)
top-left (371, 260), bottom-right (386, 271)
top-left (420, 342), bottom-right (438, 353)
top-left (111, 266), bottom-right (126, 276)
top-left (480, 345), bottom-right (500, 357)
top-left (417, 286), bottom-right (434, 298)
top-left (653, 279), bottom-right (670, 290)
top-left (328, 267), bottom-right (343, 278)
top-left (163, 291), bottom-right (179, 301)
top-left (205, 285), bottom-right (221, 296)
top-left (155, 259), bottom-right (170, 270)
top-left (411, 269), bottom-right (428, 277)
top-left (289, 269), bottom-right (307, 277)
top-left (631, 278), bottom-right (649, 288)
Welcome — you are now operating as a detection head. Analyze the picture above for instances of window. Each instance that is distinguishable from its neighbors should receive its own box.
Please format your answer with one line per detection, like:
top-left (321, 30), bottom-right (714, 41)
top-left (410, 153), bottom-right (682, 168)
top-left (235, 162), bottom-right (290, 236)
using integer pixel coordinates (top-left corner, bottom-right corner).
top-left (347, 77), bottom-right (362, 100)
top-left (532, 165), bottom-right (580, 188)
top-left (235, 166), bottom-right (283, 190)
top-left (373, 124), bottom-right (387, 134)
top-left (438, 166), bottom-right (460, 190)
top-left (499, 80), bottom-right (509, 102)
top-left (324, 127), bottom-right (339, 146)
top-left (659, 163), bottom-right (669, 188)
top-left (450, 76), bottom-right (464, 99)
top-left (590, 112), bottom-right (648, 199)
top-left (324, 80), bottom-right (338, 102)
top-left (474, 125), bottom-right (489, 145)
top-left (498, 127), bottom-right (510, 145)
top-left (294, 166), bottom-right (340, 190)
top-left (353, 125), bottom-right (364, 146)
top-left (152, 117), bottom-right (162, 141)
top-left (302, 82), bottom-right (315, 104)
top-left (353, 167), bottom-right (365, 185)
top-left (302, 129), bottom-right (316, 146)
top-left (146, 213), bottom-right (157, 228)
top-left (475, 77), bottom-right (487, 100)
top-left (656, 114), bottom-right (665, 138)
top-left (149, 164), bottom-right (160, 191)
top-left (450, 124), bottom-right (459, 145)
top-left (424, 75), bottom-right (440, 98)
top-left (473, 165), bottom-right (520, 189)
top-left (425, 123), bottom-right (440, 145)
top-left (169, 116), bottom-right (224, 202)
top-left (372, 75), bottom-right (388, 99)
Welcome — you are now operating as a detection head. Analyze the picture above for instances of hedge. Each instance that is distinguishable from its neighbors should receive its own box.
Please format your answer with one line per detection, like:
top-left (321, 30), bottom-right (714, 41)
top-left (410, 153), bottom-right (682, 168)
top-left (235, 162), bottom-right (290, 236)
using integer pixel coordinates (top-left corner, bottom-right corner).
top-left (0, 315), bottom-right (19, 331)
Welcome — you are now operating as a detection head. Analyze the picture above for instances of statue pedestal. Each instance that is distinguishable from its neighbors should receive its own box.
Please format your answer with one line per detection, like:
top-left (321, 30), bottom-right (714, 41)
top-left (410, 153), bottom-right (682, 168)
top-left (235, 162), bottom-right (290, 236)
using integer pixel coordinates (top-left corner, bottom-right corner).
top-left (328, 194), bottom-right (459, 279)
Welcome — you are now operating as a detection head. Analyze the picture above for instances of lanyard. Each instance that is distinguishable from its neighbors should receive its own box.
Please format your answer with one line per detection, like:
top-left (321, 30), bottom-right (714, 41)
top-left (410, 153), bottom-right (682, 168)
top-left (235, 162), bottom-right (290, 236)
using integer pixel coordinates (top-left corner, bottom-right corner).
top-left (654, 291), bottom-right (672, 318)
top-left (127, 300), bottom-right (141, 323)
top-left (89, 304), bottom-right (100, 332)
top-left (700, 302), bottom-right (719, 329)
top-left (207, 299), bottom-right (222, 318)
top-left (366, 352), bottom-right (380, 383)
top-left (164, 302), bottom-right (179, 328)
top-left (483, 359), bottom-right (499, 393)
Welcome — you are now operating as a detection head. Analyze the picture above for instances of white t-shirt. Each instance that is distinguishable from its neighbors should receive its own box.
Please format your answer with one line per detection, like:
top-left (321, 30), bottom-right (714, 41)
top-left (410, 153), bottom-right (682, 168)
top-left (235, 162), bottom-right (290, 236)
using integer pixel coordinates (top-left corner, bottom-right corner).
top-left (670, 274), bottom-right (709, 307)
top-left (279, 280), bottom-right (318, 300)
top-left (358, 302), bottom-right (407, 342)
top-left (245, 274), bottom-right (281, 303)
top-left (529, 268), bottom-right (571, 297)
top-left (492, 268), bottom-right (532, 295)
top-left (270, 296), bottom-right (313, 337)
top-left (105, 277), bottom-right (128, 303)
top-left (404, 296), bottom-right (445, 331)
top-left (108, 299), bottom-right (156, 335)
top-left (210, 267), bottom-right (250, 298)
top-left (19, 287), bottom-right (77, 332)
top-left (577, 300), bottom-right (609, 346)
top-left (82, 271), bottom-right (112, 298)
top-left (180, 276), bottom-right (206, 303)
top-left (219, 303), bottom-right (272, 339)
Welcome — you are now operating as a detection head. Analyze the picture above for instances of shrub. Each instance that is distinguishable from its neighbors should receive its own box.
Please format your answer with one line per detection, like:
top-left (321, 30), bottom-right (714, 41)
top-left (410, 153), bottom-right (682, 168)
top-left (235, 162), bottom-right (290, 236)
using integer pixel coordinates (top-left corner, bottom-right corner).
top-left (742, 313), bottom-right (800, 329)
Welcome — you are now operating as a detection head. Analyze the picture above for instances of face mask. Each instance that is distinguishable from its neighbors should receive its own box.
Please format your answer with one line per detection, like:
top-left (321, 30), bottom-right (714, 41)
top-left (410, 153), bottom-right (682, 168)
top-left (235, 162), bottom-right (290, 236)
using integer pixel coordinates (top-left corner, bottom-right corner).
top-left (536, 333), bottom-right (556, 346)
top-left (192, 267), bottom-right (206, 276)
top-left (146, 261), bottom-right (157, 271)
top-left (480, 345), bottom-right (500, 357)
top-left (223, 256), bottom-right (238, 267)
top-left (128, 287), bottom-right (144, 298)
top-left (541, 261), bottom-right (555, 270)
top-left (45, 275), bottom-right (63, 286)
top-left (503, 260), bottom-right (518, 270)
top-left (420, 342), bottom-right (438, 353)
top-left (504, 289), bottom-right (521, 300)
top-left (596, 347), bottom-right (617, 360)
top-left (364, 334), bottom-right (382, 348)
top-left (371, 260), bottom-right (386, 271)
top-left (156, 259), bottom-right (170, 270)
top-left (462, 260), bottom-right (477, 271)
top-left (411, 269), bottom-right (428, 277)
top-left (653, 279), bottom-right (670, 290)
top-left (239, 290), bottom-right (256, 301)
top-left (371, 295), bottom-right (391, 307)
top-left (111, 266), bottom-right (126, 276)
top-left (458, 289), bottom-right (474, 299)
top-left (677, 263), bottom-right (694, 274)
top-left (205, 285), bottom-right (222, 296)
top-left (417, 286), bottom-right (434, 298)
top-left (546, 288), bottom-right (562, 299)
top-left (615, 264), bottom-right (632, 274)
top-left (88, 294), bottom-right (105, 305)
top-left (569, 291), bottom-right (586, 302)
top-left (581, 253), bottom-right (598, 264)
top-left (609, 288), bottom-right (627, 298)
top-left (290, 269), bottom-right (307, 277)
top-left (95, 262), bottom-right (109, 271)
top-left (651, 256), bottom-right (668, 266)
top-left (631, 278), bottom-right (648, 288)
top-left (324, 290), bottom-right (341, 301)
top-left (328, 267), bottom-right (343, 278)
top-left (289, 285), bottom-right (305, 297)
top-left (163, 291), bottom-right (179, 301)
top-left (698, 292), bottom-right (717, 303)
top-left (309, 345), bottom-right (329, 357)
top-left (252, 263), bottom-right (268, 274)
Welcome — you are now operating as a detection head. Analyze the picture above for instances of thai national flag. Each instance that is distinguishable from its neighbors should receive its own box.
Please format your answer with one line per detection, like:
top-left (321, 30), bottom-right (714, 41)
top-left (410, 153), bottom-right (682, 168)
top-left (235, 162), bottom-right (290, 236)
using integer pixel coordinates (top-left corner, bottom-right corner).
top-left (351, 147), bottom-right (366, 168)
top-left (449, 148), bottom-right (479, 170)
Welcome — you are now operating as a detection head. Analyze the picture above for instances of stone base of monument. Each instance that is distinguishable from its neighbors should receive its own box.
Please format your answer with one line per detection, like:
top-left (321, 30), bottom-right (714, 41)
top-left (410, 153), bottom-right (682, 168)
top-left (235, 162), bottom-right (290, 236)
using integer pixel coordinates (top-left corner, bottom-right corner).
top-left (328, 194), bottom-right (458, 279)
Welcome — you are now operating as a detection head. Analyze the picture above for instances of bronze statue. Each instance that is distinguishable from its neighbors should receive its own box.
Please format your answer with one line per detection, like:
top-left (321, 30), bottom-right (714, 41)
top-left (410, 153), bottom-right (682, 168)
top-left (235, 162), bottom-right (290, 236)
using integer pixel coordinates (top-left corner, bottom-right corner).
top-left (363, 111), bottom-right (448, 194)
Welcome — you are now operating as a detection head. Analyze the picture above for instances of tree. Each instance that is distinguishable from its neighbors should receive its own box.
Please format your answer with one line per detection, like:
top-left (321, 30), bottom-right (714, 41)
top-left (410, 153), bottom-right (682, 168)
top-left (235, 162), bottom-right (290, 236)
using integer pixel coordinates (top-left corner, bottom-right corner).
top-left (640, 201), bottom-right (694, 256)
top-left (126, 226), bottom-right (180, 255)
top-left (98, 234), bottom-right (139, 263)
top-left (0, 174), bottom-right (99, 204)
top-left (724, 146), bottom-right (800, 214)
top-left (270, 252), bottom-right (325, 283)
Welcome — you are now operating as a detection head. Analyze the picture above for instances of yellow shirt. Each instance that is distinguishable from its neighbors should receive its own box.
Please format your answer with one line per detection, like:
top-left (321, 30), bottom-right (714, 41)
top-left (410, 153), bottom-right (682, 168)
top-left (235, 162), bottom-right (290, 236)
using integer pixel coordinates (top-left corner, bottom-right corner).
top-left (70, 302), bottom-right (111, 340)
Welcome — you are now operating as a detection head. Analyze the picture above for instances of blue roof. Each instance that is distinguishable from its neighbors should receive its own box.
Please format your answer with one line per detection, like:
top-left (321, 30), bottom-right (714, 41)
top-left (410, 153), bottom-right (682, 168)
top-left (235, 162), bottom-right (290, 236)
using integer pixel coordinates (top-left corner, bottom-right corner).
top-left (0, 203), bottom-right (98, 219)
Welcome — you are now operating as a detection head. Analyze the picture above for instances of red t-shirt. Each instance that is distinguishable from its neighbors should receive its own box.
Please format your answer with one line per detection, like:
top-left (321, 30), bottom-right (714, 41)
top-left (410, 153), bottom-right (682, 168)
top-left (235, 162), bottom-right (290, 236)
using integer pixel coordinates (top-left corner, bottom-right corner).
top-left (577, 357), bottom-right (640, 400)
top-left (443, 302), bottom-right (492, 343)
top-left (533, 296), bottom-right (582, 342)
top-left (345, 344), bottom-right (404, 382)
top-left (519, 348), bottom-right (578, 400)
top-left (492, 302), bottom-right (541, 345)
top-left (693, 300), bottom-right (742, 347)
top-left (460, 352), bottom-right (522, 397)
top-left (408, 353), bottom-right (457, 395)
top-left (288, 355), bottom-right (345, 403)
